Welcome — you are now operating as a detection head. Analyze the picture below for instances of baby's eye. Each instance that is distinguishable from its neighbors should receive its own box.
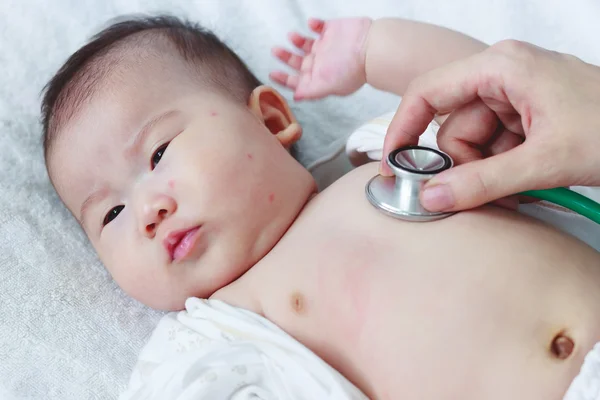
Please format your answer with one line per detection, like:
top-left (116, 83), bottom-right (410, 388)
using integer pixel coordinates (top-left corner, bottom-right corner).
top-left (103, 205), bottom-right (124, 227)
top-left (151, 142), bottom-right (170, 170)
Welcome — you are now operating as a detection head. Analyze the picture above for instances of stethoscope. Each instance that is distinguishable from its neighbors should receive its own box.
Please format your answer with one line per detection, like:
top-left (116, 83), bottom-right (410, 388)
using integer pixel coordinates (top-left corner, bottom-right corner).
top-left (366, 145), bottom-right (600, 224)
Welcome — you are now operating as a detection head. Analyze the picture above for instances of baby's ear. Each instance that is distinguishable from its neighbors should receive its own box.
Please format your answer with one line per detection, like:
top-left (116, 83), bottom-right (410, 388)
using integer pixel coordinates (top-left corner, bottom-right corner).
top-left (248, 85), bottom-right (302, 148)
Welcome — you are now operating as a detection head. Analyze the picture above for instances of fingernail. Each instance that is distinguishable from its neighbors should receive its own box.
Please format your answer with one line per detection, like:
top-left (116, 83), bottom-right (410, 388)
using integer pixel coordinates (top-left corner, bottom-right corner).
top-left (421, 184), bottom-right (455, 211)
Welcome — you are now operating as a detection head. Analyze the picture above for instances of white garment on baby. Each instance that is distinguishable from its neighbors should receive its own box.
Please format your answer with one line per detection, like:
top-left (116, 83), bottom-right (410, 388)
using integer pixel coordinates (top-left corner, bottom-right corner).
top-left (564, 343), bottom-right (600, 400)
top-left (345, 111), bottom-right (600, 252)
top-left (119, 297), bottom-right (368, 400)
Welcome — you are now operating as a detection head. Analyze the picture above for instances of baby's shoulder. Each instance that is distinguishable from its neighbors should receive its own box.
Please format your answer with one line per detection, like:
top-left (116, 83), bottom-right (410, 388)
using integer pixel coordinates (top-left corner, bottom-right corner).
top-left (302, 162), bottom-right (381, 221)
top-left (320, 162), bottom-right (379, 195)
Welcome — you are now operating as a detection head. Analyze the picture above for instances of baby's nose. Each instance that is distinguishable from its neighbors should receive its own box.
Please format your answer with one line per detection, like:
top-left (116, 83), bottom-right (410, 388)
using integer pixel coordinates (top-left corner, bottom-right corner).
top-left (140, 195), bottom-right (177, 238)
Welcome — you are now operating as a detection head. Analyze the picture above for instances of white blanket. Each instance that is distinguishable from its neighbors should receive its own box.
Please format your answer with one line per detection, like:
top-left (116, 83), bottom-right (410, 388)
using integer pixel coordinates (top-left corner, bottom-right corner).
top-left (2, 0), bottom-right (600, 399)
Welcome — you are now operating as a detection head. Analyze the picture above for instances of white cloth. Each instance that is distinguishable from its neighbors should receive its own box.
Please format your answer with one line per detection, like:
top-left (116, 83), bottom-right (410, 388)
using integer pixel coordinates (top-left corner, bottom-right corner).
top-left (345, 112), bottom-right (600, 252)
top-left (119, 298), bottom-right (368, 400)
top-left (564, 343), bottom-right (600, 400)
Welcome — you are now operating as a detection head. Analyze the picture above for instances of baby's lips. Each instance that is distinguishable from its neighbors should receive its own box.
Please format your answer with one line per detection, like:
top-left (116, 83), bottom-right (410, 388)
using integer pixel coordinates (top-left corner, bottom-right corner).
top-left (162, 225), bottom-right (203, 262)
top-left (162, 227), bottom-right (191, 260)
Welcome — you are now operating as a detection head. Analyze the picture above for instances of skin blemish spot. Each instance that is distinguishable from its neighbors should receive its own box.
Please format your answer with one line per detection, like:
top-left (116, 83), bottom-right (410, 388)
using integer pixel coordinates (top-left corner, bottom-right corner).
top-left (290, 292), bottom-right (305, 315)
top-left (168, 180), bottom-right (175, 189)
top-left (550, 333), bottom-right (575, 360)
top-left (268, 193), bottom-right (275, 203)
top-left (210, 111), bottom-right (218, 116)
top-left (246, 153), bottom-right (253, 160)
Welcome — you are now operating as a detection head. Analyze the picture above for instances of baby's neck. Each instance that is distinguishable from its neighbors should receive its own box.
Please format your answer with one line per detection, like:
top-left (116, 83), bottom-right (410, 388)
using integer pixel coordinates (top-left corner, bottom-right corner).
top-left (210, 188), bottom-right (319, 313)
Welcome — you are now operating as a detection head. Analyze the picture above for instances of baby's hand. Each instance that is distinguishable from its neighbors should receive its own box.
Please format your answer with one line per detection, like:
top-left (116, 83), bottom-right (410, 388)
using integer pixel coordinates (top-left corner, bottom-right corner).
top-left (270, 18), bottom-right (372, 101)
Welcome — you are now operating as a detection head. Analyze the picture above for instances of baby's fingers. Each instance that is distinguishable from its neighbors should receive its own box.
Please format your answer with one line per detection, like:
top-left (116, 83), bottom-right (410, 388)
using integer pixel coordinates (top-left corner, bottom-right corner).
top-left (269, 71), bottom-right (299, 90)
top-left (288, 32), bottom-right (314, 54)
top-left (308, 18), bottom-right (325, 34)
top-left (272, 47), bottom-right (303, 71)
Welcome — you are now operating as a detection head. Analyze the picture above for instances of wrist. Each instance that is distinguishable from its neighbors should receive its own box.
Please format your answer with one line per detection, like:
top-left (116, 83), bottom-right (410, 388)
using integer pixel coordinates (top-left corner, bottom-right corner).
top-left (356, 17), bottom-right (374, 88)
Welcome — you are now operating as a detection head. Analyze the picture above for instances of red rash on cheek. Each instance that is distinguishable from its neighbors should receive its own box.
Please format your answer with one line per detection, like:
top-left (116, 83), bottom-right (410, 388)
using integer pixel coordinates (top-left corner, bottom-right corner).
top-left (168, 180), bottom-right (175, 189)
top-left (268, 193), bottom-right (275, 203)
top-left (246, 153), bottom-right (253, 160)
top-left (210, 111), bottom-right (218, 116)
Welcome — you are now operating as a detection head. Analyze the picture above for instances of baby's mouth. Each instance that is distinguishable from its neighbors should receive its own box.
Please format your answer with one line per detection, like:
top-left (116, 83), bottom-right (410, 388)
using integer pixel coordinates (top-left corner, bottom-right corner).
top-left (163, 226), bottom-right (202, 262)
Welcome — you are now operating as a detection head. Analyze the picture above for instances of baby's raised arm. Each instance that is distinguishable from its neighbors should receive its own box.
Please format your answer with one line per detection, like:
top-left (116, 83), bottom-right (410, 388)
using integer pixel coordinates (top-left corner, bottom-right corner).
top-left (364, 18), bottom-right (486, 96)
top-left (270, 17), bottom-right (486, 100)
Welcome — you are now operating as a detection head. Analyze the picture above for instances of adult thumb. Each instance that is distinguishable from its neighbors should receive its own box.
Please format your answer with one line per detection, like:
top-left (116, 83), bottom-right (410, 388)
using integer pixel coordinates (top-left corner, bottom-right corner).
top-left (420, 146), bottom-right (535, 212)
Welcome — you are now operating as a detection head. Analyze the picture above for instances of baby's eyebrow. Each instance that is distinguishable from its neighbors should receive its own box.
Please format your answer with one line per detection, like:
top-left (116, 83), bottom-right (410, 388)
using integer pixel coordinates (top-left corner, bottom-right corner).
top-left (79, 186), bottom-right (110, 226)
top-left (124, 109), bottom-right (179, 161)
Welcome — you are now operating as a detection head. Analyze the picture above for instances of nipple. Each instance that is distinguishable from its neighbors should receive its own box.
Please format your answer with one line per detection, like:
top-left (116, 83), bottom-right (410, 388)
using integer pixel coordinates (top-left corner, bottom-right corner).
top-left (550, 333), bottom-right (575, 360)
top-left (290, 291), bottom-right (306, 315)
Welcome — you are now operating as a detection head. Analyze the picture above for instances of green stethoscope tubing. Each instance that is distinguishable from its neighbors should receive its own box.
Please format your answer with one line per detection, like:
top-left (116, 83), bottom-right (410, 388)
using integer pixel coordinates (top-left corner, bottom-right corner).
top-left (520, 187), bottom-right (600, 225)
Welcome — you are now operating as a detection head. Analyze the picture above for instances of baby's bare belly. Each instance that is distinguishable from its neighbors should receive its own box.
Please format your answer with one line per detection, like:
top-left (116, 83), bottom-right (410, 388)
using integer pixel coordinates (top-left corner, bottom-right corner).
top-left (217, 164), bottom-right (600, 399)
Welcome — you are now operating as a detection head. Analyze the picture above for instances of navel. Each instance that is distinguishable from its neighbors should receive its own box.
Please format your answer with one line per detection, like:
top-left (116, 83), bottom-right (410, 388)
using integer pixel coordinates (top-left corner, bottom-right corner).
top-left (550, 332), bottom-right (575, 360)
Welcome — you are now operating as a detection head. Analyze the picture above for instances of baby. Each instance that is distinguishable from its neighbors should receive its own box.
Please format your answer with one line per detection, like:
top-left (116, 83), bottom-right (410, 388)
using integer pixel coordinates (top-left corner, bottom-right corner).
top-left (42, 15), bottom-right (600, 399)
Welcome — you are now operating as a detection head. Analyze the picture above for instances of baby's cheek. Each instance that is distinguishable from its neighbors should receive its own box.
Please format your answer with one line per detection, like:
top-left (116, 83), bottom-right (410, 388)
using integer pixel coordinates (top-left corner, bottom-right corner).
top-left (98, 220), bottom-right (143, 289)
top-left (109, 248), bottom-right (168, 308)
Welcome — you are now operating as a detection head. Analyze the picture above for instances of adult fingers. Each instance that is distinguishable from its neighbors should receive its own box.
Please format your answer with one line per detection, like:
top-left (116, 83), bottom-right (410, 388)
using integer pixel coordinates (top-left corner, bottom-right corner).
top-left (382, 44), bottom-right (527, 175)
top-left (419, 145), bottom-right (537, 211)
top-left (435, 99), bottom-right (499, 165)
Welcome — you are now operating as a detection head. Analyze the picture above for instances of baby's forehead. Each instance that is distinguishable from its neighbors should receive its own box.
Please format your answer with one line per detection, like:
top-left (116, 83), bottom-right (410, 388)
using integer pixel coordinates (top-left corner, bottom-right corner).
top-left (47, 57), bottom-right (195, 187)
top-left (51, 38), bottom-right (192, 138)
top-left (56, 52), bottom-right (194, 140)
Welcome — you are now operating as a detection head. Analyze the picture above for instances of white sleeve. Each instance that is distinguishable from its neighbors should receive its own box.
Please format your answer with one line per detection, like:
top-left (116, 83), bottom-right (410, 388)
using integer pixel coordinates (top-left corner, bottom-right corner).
top-left (345, 111), bottom-right (440, 164)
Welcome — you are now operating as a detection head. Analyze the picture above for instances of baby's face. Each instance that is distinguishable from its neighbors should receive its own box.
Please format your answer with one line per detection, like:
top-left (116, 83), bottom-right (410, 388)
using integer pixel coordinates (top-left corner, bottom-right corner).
top-left (49, 56), bottom-right (314, 310)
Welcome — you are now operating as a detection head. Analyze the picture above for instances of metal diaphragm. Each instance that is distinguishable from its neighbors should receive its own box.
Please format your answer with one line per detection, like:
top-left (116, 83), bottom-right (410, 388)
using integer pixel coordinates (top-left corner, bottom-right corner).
top-left (365, 146), bottom-right (454, 222)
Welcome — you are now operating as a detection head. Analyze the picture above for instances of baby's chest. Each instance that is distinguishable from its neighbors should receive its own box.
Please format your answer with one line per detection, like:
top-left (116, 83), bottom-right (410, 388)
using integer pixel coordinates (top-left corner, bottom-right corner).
top-left (258, 222), bottom-right (409, 351)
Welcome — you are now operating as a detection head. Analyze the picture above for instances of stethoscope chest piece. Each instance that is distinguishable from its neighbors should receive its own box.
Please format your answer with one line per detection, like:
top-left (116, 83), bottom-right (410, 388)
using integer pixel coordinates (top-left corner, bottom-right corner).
top-left (366, 146), bottom-right (455, 222)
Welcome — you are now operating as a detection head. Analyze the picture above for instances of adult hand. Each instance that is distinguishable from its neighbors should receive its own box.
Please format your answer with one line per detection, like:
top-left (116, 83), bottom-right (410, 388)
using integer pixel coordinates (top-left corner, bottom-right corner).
top-left (382, 40), bottom-right (600, 212)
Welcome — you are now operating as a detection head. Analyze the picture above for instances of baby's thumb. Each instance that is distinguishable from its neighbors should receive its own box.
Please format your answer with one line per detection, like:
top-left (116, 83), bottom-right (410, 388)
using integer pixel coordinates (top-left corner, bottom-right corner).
top-left (420, 147), bottom-right (534, 212)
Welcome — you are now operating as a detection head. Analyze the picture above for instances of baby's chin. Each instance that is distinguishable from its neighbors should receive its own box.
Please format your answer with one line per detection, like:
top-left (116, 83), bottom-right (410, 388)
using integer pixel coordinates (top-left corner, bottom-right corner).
top-left (116, 271), bottom-right (222, 311)
top-left (128, 285), bottom-right (190, 311)
top-left (102, 269), bottom-right (178, 310)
